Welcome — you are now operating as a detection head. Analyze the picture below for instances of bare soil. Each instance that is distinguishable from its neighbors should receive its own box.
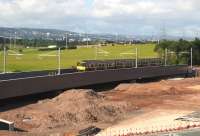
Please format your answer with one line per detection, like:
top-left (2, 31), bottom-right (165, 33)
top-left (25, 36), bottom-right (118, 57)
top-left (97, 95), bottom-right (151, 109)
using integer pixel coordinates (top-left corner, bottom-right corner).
top-left (1, 77), bottom-right (200, 136)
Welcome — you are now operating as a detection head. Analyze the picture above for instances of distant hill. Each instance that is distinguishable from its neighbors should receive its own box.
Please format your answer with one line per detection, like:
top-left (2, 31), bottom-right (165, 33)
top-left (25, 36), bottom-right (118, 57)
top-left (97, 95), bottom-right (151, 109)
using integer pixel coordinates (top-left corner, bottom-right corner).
top-left (0, 27), bottom-right (74, 40)
top-left (0, 27), bottom-right (135, 42)
top-left (0, 27), bottom-right (188, 42)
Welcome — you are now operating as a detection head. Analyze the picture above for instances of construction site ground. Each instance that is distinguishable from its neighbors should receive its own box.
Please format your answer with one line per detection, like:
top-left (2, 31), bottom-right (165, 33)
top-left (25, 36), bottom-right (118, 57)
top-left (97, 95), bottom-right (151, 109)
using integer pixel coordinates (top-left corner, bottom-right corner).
top-left (1, 77), bottom-right (200, 136)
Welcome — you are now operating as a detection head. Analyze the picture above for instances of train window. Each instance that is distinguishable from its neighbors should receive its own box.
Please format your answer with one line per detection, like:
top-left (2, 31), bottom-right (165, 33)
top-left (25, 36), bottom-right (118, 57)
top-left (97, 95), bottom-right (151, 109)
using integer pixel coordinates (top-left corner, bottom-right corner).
top-left (77, 62), bottom-right (81, 66)
top-left (78, 62), bottom-right (85, 66)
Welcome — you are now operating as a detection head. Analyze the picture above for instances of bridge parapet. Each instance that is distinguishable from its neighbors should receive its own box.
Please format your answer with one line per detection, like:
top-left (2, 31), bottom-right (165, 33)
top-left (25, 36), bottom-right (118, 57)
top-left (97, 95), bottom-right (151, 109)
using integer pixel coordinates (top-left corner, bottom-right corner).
top-left (0, 66), bottom-right (191, 100)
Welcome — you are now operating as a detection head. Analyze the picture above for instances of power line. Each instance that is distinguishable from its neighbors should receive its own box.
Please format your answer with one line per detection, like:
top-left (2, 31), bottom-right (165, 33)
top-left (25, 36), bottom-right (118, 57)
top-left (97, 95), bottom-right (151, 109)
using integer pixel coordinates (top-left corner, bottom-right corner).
top-left (160, 21), bottom-right (167, 40)
top-left (3, 37), bottom-right (7, 73)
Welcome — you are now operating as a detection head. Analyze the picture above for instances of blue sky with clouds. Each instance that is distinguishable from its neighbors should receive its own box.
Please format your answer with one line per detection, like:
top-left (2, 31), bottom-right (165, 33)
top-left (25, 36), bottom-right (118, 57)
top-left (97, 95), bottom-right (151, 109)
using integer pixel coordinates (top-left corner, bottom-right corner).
top-left (0, 0), bottom-right (200, 37)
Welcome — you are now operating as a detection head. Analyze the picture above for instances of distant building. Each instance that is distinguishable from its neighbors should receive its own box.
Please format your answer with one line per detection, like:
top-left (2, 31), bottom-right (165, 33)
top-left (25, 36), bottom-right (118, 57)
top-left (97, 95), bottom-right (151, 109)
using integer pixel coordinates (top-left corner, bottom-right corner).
top-left (48, 45), bottom-right (57, 49)
top-left (69, 39), bottom-right (75, 42)
top-left (82, 38), bottom-right (91, 42)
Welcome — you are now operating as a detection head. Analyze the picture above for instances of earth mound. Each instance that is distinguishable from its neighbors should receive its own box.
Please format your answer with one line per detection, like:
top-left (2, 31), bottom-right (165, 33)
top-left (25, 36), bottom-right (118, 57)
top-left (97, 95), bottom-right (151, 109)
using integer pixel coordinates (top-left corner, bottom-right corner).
top-left (114, 81), bottom-right (196, 96)
top-left (0, 89), bottom-right (129, 132)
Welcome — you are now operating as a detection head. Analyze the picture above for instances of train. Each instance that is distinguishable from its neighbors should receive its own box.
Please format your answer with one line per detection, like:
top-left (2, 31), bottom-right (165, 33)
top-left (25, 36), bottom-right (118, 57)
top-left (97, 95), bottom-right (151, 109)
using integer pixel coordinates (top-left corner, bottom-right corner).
top-left (76, 58), bottom-right (163, 71)
top-left (0, 57), bottom-right (192, 100)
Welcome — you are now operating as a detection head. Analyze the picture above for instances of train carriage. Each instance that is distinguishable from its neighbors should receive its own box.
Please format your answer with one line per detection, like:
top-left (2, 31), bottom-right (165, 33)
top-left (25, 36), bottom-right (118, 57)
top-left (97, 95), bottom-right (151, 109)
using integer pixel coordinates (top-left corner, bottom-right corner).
top-left (77, 58), bottom-right (163, 71)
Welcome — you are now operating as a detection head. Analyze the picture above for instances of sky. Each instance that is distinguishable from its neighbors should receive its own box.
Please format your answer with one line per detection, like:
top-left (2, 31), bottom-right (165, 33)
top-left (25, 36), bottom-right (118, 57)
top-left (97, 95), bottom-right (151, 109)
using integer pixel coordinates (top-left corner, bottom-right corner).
top-left (0, 0), bottom-right (200, 37)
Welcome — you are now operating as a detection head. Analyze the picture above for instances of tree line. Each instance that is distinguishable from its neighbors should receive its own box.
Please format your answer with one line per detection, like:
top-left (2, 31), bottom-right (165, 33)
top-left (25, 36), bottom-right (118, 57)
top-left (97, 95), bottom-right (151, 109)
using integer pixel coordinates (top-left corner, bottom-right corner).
top-left (0, 38), bottom-right (100, 49)
top-left (155, 38), bottom-right (200, 65)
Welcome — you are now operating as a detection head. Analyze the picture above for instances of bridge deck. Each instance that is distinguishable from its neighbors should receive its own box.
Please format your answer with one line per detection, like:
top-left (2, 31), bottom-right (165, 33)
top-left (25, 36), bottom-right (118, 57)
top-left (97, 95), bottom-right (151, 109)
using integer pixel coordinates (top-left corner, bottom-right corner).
top-left (0, 66), bottom-right (191, 100)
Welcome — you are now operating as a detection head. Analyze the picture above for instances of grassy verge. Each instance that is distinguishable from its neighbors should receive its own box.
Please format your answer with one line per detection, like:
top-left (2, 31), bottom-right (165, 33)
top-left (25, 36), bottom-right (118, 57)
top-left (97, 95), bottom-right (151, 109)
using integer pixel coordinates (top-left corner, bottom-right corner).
top-left (0, 44), bottom-right (157, 72)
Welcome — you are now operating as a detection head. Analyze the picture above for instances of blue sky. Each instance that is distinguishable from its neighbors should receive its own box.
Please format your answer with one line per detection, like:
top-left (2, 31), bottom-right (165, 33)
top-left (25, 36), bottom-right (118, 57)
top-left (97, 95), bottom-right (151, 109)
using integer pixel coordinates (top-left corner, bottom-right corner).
top-left (0, 0), bottom-right (200, 37)
top-left (85, 0), bottom-right (93, 6)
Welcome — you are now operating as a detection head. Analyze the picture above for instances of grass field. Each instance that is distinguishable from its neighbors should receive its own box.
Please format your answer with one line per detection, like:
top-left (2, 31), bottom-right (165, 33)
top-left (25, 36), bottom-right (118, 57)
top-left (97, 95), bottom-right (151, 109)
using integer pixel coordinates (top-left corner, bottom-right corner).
top-left (0, 44), bottom-right (157, 72)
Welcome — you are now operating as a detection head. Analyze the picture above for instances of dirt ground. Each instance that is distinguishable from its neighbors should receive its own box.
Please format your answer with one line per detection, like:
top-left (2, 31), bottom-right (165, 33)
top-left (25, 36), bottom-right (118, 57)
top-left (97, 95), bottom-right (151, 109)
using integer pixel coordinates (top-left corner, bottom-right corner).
top-left (1, 77), bottom-right (200, 136)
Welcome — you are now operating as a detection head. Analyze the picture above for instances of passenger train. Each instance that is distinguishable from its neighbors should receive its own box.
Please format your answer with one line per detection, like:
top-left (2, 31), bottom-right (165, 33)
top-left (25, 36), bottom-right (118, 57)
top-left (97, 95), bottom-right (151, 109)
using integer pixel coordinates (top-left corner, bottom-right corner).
top-left (76, 58), bottom-right (163, 71)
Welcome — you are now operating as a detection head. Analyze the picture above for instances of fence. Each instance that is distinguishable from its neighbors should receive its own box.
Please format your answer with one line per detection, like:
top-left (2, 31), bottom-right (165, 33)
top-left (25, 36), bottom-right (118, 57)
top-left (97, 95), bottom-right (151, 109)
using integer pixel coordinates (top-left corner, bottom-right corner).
top-left (97, 121), bottom-right (200, 136)
top-left (0, 68), bottom-right (77, 81)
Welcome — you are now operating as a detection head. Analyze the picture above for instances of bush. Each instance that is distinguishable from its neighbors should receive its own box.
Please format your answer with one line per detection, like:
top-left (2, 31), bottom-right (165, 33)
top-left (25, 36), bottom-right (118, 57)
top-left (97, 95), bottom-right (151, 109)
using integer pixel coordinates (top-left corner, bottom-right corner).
top-left (67, 45), bottom-right (77, 49)
top-left (18, 49), bottom-right (23, 53)
top-left (155, 39), bottom-right (200, 65)
top-left (0, 45), bottom-right (9, 51)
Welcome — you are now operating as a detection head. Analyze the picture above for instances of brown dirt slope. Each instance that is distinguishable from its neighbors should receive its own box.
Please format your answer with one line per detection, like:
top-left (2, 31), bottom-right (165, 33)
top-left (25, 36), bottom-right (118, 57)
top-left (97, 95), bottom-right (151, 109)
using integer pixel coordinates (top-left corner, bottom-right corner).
top-left (0, 89), bottom-right (131, 134)
top-left (1, 77), bottom-right (200, 136)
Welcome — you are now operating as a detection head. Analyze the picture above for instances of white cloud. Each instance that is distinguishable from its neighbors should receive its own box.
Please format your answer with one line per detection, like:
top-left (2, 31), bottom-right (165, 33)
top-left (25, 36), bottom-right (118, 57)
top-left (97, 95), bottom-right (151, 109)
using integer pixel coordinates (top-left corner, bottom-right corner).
top-left (0, 0), bottom-right (86, 26)
top-left (90, 0), bottom-right (200, 35)
top-left (92, 0), bottom-right (200, 18)
top-left (0, 0), bottom-right (200, 36)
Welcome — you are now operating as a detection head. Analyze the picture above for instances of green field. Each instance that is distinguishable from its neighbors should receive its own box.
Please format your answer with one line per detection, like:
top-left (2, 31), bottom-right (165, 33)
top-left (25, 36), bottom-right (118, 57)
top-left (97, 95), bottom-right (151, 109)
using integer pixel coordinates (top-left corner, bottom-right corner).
top-left (0, 44), bottom-right (157, 72)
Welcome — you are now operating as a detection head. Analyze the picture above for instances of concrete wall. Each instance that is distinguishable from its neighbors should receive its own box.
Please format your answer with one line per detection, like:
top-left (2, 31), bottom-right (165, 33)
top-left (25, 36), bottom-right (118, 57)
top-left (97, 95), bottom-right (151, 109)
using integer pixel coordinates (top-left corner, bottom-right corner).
top-left (0, 66), bottom-right (190, 100)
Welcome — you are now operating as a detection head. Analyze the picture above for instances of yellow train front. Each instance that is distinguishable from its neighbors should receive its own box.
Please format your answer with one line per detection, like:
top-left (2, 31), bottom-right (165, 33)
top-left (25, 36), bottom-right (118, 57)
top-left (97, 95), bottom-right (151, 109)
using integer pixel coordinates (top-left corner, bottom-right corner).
top-left (76, 58), bottom-right (163, 71)
top-left (76, 62), bottom-right (86, 71)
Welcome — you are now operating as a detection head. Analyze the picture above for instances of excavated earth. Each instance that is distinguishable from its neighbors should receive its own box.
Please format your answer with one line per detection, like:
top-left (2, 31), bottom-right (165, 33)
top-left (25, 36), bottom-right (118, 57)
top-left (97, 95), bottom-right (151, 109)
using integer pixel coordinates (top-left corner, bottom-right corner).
top-left (1, 77), bottom-right (200, 136)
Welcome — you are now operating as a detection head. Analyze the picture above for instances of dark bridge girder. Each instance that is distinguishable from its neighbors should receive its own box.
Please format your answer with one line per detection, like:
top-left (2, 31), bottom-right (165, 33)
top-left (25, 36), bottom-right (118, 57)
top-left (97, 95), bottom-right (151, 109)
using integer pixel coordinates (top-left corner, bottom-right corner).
top-left (0, 66), bottom-right (191, 100)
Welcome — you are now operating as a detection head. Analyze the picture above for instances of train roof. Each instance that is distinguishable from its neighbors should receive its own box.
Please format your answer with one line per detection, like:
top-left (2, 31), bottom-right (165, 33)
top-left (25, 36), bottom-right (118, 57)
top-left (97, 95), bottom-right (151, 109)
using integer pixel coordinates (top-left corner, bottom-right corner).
top-left (80, 58), bottom-right (161, 63)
